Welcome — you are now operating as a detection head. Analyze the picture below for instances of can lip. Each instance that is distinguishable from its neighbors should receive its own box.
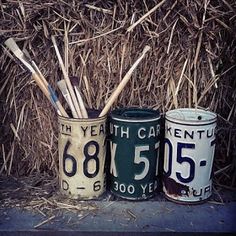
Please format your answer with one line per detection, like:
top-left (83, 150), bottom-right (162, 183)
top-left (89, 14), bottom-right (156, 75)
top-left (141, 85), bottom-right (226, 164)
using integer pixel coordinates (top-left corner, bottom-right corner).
top-left (165, 108), bottom-right (217, 125)
top-left (111, 107), bottom-right (160, 122)
top-left (58, 109), bottom-right (107, 122)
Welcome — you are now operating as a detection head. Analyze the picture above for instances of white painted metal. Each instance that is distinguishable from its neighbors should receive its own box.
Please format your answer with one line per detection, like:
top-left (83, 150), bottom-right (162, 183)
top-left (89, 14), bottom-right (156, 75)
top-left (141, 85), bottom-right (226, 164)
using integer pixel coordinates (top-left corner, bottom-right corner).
top-left (58, 115), bottom-right (107, 199)
top-left (163, 108), bottom-right (217, 203)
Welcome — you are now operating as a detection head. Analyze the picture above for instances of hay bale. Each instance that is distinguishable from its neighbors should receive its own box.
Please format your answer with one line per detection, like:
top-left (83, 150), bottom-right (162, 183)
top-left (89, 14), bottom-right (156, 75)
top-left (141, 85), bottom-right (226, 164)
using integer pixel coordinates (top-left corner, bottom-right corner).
top-left (0, 0), bottom-right (235, 188)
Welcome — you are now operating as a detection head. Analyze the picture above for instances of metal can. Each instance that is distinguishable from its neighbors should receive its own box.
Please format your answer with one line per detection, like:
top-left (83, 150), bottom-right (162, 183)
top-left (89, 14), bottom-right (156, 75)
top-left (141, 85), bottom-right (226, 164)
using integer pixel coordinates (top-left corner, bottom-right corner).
top-left (109, 107), bottom-right (161, 200)
top-left (163, 108), bottom-right (217, 203)
top-left (58, 111), bottom-right (107, 199)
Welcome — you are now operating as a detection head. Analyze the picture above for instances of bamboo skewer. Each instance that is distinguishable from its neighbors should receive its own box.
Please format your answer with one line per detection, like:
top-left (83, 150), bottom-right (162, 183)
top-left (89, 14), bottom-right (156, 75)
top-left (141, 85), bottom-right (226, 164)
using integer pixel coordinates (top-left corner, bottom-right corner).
top-left (4, 38), bottom-right (69, 117)
top-left (99, 45), bottom-right (151, 117)
top-left (51, 36), bottom-right (82, 118)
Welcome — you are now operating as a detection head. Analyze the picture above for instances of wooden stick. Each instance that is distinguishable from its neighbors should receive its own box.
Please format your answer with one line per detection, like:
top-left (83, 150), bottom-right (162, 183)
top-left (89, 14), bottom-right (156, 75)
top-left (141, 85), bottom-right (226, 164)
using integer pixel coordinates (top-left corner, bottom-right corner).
top-left (99, 45), bottom-right (151, 117)
top-left (51, 36), bottom-right (82, 118)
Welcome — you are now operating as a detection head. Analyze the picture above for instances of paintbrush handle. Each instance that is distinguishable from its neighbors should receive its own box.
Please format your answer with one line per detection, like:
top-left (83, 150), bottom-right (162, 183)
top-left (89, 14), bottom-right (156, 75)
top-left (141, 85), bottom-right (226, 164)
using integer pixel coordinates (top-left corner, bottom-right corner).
top-left (31, 61), bottom-right (49, 86)
top-left (32, 63), bottom-right (69, 117)
top-left (47, 84), bottom-right (69, 117)
top-left (55, 100), bottom-right (69, 117)
top-left (32, 72), bottom-right (68, 117)
top-left (74, 87), bottom-right (88, 118)
top-left (99, 46), bottom-right (151, 117)
top-left (4, 37), bottom-right (68, 117)
top-left (51, 36), bottom-right (83, 118)
top-left (57, 80), bottom-right (78, 118)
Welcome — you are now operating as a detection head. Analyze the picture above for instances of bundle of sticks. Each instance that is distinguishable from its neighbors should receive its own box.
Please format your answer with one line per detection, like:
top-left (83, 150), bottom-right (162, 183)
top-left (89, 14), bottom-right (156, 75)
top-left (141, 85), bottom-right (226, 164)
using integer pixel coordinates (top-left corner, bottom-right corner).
top-left (4, 37), bottom-right (151, 118)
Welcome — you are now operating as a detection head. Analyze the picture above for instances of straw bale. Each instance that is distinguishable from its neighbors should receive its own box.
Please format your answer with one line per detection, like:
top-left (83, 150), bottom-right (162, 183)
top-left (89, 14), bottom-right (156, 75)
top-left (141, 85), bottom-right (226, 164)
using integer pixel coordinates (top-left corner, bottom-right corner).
top-left (0, 0), bottom-right (235, 188)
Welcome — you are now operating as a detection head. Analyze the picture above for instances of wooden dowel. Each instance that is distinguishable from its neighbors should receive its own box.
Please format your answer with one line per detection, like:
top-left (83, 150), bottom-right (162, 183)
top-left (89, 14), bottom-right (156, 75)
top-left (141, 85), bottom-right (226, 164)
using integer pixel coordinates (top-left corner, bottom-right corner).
top-left (57, 79), bottom-right (77, 118)
top-left (31, 62), bottom-right (69, 117)
top-left (99, 45), bottom-right (151, 117)
top-left (51, 36), bottom-right (82, 118)
top-left (74, 86), bottom-right (88, 118)
top-left (32, 72), bottom-right (68, 117)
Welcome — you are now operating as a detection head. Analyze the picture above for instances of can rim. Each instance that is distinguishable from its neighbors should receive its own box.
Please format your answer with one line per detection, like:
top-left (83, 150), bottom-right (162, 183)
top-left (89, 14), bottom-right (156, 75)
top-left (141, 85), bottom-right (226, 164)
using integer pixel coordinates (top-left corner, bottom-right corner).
top-left (165, 108), bottom-right (217, 125)
top-left (111, 107), bottom-right (160, 123)
top-left (58, 109), bottom-right (107, 122)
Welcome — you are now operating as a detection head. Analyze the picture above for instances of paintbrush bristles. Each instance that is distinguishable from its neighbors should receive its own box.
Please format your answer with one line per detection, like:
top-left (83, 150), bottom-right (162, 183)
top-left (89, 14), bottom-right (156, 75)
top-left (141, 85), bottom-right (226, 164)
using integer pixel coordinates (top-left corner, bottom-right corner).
top-left (4, 38), bottom-right (35, 73)
top-left (4, 38), bottom-right (22, 56)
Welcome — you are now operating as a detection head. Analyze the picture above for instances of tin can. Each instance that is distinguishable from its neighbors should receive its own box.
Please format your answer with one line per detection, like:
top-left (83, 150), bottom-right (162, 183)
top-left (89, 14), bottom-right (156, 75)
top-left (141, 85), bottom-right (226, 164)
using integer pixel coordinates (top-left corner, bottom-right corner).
top-left (109, 107), bottom-right (161, 200)
top-left (58, 110), bottom-right (107, 199)
top-left (163, 108), bottom-right (217, 203)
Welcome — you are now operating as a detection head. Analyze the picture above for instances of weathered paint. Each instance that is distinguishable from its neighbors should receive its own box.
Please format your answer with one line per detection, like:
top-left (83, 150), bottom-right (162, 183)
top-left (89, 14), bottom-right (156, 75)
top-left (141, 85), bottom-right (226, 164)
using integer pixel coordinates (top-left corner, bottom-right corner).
top-left (163, 108), bottom-right (217, 203)
top-left (58, 111), bottom-right (107, 199)
top-left (109, 108), bottom-right (161, 200)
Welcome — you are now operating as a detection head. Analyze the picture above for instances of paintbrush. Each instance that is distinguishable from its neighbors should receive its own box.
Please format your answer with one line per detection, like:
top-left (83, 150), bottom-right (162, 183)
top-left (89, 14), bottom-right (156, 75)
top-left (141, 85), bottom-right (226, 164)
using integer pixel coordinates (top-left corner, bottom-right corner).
top-left (22, 49), bottom-right (69, 117)
top-left (51, 35), bottom-right (82, 118)
top-left (70, 76), bottom-right (88, 118)
top-left (57, 79), bottom-right (78, 118)
top-left (4, 37), bottom-right (68, 117)
top-left (99, 45), bottom-right (151, 117)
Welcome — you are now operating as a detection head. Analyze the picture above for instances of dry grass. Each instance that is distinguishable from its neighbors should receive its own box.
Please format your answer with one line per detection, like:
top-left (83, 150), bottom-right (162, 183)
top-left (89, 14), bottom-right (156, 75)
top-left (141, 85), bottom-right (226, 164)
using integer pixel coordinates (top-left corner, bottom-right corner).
top-left (0, 174), bottom-right (100, 223)
top-left (0, 0), bottom-right (236, 191)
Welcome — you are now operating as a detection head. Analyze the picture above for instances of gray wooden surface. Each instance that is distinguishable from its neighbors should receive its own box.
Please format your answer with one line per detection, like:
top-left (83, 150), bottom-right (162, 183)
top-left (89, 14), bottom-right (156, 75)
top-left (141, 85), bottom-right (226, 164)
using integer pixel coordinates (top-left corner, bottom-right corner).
top-left (0, 198), bottom-right (235, 235)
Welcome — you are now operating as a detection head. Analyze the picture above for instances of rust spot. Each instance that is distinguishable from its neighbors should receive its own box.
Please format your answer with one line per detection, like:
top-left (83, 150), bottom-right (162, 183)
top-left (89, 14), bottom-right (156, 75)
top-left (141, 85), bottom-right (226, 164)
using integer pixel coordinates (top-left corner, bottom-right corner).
top-left (163, 175), bottom-right (190, 197)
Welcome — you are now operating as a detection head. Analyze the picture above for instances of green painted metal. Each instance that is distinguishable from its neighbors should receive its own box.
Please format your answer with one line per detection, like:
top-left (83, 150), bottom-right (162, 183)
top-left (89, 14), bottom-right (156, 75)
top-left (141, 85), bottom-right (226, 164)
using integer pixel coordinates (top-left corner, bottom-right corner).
top-left (109, 107), bottom-right (161, 200)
